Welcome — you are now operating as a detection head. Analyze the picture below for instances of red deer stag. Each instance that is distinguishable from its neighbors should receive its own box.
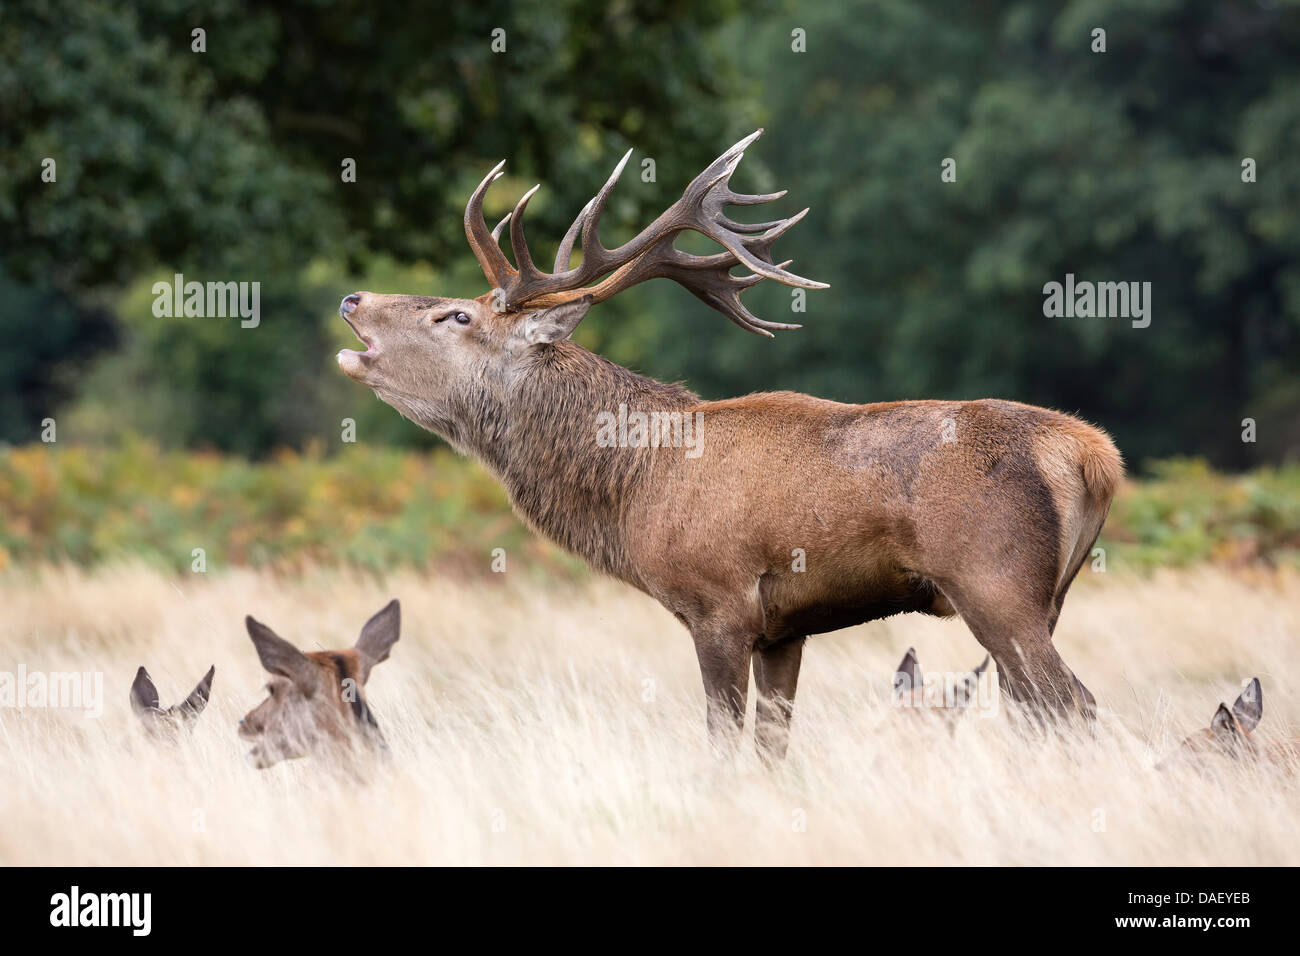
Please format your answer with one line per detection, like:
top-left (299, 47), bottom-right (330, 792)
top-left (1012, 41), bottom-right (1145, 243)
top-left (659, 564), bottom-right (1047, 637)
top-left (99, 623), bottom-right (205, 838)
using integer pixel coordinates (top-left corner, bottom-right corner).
top-left (336, 130), bottom-right (1121, 759)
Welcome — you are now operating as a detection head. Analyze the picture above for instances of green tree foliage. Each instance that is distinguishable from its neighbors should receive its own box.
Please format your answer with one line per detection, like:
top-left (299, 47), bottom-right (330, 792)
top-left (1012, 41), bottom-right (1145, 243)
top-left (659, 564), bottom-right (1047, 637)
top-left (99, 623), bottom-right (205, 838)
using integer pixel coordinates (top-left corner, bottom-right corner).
top-left (0, 0), bottom-right (751, 448)
top-left (633, 0), bottom-right (1300, 469)
top-left (2, 0), bottom-right (1298, 468)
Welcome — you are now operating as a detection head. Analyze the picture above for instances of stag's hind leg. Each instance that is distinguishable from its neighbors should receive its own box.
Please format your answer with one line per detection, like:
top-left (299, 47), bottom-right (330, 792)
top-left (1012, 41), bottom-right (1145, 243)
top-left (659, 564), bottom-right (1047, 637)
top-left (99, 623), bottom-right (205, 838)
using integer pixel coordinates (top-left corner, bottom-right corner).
top-left (938, 575), bottom-right (1092, 720)
top-left (752, 637), bottom-right (805, 763)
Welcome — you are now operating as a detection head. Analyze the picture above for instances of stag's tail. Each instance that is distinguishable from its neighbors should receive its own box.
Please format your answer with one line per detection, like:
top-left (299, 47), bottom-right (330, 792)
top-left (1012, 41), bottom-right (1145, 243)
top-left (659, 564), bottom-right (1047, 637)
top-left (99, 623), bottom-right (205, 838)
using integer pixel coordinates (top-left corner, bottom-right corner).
top-left (1073, 422), bottom-right (1124, 505)
top-left (1034, 416), bottom-right (1124, 598)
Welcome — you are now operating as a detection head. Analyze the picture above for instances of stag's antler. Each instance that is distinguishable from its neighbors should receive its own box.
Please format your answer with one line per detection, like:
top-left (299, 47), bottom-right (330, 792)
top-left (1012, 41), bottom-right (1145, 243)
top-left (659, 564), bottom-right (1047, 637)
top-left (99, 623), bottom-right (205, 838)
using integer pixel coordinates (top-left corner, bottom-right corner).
top-left (463, 130), bottom-right (828, 337)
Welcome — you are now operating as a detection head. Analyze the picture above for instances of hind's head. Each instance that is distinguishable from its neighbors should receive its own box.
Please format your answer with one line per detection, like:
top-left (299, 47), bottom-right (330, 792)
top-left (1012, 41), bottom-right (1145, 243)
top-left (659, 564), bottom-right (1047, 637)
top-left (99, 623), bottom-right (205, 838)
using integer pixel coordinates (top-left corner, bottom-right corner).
top-left (238, 600), bottom-right (400, 769)
top-left (130, 665), bottom-right (214, 737)
top-left (1165, 678), bottom-right (1263, 768)
top-left (892, 648), bottom-right (992, 724)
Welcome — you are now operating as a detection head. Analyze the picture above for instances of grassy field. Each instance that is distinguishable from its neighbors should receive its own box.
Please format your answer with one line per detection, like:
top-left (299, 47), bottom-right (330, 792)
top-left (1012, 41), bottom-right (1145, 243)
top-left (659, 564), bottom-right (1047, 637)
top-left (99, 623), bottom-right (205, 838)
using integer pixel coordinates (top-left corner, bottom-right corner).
top-left (2, 563), bottom-right (1298, 865)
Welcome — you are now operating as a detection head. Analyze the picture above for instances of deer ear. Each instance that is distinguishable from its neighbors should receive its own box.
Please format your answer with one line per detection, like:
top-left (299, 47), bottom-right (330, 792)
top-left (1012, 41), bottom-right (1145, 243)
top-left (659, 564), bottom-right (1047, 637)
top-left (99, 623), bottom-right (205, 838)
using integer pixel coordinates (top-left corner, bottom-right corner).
top-left (955, 655), bottom-right (991, 706)
top-left (1209, 702), bottom-right (1240, 739)
top-left (130, 666), bottom-right (160, 716)
top-left (246, 617), bottom-right (317, 690)
top-left (1232, 678), bottom-right (1262, 733)
top-left (355, 599), bottom-right (400, 683)
top-left (893, 647), bottom-right (921, 697)
top-left (520, 295), bottom-right (593, 345)
top-left (176, 665), bottom-right (215, 722)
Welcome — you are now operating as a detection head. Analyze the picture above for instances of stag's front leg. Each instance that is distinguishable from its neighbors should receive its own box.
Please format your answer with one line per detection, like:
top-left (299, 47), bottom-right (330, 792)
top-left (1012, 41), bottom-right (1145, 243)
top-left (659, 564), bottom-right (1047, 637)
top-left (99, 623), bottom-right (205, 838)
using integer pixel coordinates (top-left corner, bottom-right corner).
top-left (691, 629), bottom-right (752, 755)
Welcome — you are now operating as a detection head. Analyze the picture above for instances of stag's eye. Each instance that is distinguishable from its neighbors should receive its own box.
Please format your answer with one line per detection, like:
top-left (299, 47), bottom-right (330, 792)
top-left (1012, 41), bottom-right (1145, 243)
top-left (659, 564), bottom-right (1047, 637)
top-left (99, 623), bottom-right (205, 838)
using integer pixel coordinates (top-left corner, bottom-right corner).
top-left (434, 311), bottom-right (471, 326)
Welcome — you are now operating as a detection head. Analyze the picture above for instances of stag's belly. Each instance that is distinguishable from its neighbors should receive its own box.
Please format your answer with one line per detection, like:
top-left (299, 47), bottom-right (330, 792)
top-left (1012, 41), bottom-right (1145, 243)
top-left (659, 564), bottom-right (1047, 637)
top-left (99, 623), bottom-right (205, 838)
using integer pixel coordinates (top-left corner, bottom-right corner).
top-left (757, 564), bottom-right (955, 645)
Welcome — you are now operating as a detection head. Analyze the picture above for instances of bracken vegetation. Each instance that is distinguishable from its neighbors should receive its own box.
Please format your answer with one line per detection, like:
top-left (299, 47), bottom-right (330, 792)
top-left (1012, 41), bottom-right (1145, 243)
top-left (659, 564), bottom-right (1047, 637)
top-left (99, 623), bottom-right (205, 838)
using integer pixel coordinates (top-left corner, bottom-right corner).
top-left (2, 444), bottom-right (1298, 573)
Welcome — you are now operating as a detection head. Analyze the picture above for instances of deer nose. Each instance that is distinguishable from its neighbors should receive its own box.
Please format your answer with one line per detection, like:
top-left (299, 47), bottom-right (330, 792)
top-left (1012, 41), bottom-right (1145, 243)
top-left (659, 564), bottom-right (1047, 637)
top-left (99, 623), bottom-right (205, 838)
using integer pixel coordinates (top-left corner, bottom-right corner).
top-left (340, 293), bottom-right (361, 317)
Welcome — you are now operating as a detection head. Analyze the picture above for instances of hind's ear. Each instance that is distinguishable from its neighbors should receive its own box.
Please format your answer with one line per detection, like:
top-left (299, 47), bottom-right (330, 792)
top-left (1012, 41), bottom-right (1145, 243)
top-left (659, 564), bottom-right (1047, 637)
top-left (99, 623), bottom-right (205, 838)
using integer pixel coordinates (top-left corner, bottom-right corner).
top-left (954, 655), bottom-right (991, 706)
top-left (1209, 702), bottom-right (1241, 739)
top-left (246, 617), bottom-right (317, 690)
top-left (1232, 678), bottom-right (1262, 734)
top-left (130, 666), bottom-right (160, 717)
top-left (176, 665), bottom-right (215, 722)
top-left (355, 599), bottom-right (400, 683)
top-left (893, 648), bottom-right (921, 698)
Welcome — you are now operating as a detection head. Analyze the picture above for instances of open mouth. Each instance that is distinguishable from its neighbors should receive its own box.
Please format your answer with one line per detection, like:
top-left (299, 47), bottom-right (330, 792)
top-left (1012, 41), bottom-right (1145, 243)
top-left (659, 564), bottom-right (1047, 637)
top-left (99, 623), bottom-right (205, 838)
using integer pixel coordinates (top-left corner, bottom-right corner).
top-left (338, 314), bottom-right (377, 376)
top-left (340, 315), bottom-right (376, 357)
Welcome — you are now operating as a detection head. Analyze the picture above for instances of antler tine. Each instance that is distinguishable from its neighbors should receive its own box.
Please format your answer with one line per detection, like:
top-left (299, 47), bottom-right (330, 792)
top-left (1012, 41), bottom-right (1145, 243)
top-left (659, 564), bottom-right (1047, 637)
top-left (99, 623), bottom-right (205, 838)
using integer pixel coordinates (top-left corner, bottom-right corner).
top-left (474, 128), bottom-right (827, 332)
top-left (575, 147), bottom-right (634, 274)
top-left (582, 215), bottom-right (805, 337)
top-left (680, 274), bottom-right (803, 337)
top-left (495, 150), bottom-right (630, 308)
top-left (507, 184), bottom-right (542, 275)
top-left (564, 133), bottom-right (768, 285)
top-left (589, 247), bottom-right (797, 337)
top-left (658, 235), bottom-right (806, 337)
top-left (688, 281), bottom-right (803, 337)
top-left (698, 129), bottom-right (765, 189)
top-left (554, 202), bottom-right (590, 273)
top-left (713, 185), bottom-right (791, 234)
top-left (705, 206), bottom-right (828, 290)
top-left (726, 187), bottom-right (788, 205)
top-left (464, 160), bottom-right (515, 286)
top-left (717, 214), bottom-right (787, 235)
top-left (690, 142), bottom-right (828, 289)
top-left (491, 212), bottom-right (512, 243)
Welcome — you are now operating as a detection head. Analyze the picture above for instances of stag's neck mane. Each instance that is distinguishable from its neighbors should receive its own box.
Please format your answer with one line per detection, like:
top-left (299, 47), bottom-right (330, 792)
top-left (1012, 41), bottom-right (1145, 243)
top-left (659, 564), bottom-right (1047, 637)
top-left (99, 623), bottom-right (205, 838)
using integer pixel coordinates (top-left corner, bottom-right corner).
top-left (465, 341), bottom-right (697, 583)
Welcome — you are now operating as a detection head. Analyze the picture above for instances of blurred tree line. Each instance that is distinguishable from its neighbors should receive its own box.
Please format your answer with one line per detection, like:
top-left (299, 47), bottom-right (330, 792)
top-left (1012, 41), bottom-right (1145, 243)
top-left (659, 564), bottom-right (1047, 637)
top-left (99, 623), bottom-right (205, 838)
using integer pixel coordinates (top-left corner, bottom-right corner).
top-left (2, 0), bottom-right (1298, 468)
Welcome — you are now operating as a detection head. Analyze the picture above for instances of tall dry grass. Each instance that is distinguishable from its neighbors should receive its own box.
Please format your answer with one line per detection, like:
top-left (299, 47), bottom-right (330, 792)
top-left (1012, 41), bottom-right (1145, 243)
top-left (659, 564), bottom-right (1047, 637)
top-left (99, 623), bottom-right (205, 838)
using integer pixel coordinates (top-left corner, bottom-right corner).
top-left (1, 564), bottom-right (1297, 865)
